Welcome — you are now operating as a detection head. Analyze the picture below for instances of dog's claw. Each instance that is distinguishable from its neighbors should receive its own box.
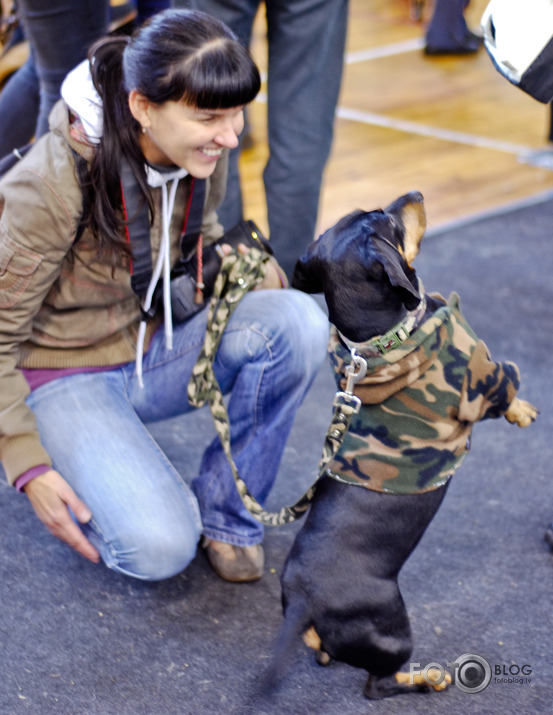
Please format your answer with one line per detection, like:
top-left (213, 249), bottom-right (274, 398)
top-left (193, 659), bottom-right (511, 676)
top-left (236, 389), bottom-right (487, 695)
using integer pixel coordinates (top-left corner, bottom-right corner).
top-left (505, 398), bottom-right (538, 427)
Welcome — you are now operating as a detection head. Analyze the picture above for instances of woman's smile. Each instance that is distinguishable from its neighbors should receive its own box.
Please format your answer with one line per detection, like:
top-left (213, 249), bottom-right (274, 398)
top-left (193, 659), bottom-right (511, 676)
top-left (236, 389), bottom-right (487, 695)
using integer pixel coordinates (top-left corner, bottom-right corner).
top-left (132, 94), bottom-right (245, 176)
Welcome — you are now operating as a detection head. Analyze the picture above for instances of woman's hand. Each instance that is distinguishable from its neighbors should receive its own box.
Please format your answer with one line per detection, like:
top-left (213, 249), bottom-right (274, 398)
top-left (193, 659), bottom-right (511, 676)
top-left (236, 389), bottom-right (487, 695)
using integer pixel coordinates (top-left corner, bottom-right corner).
top-left (24, 470), bottom-right (101, 563)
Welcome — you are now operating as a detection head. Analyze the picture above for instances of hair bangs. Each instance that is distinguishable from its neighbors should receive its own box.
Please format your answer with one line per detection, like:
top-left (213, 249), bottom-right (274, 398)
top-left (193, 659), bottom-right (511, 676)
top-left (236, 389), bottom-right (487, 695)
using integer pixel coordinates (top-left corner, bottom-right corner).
top-left (165, 40), bottom-right (260, 109)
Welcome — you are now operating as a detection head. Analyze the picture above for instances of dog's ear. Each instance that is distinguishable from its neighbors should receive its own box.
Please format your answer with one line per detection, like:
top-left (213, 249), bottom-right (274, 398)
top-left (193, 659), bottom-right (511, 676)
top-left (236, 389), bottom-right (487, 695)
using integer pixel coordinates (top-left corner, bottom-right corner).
top-left (291, 251), bottom-right (324, 293)
top-left (384, 194), bottom-right (426, 265)
top-left (371, 238), bottom-right (421, 310)
top-left (401, 203), bottom-right (426, 265)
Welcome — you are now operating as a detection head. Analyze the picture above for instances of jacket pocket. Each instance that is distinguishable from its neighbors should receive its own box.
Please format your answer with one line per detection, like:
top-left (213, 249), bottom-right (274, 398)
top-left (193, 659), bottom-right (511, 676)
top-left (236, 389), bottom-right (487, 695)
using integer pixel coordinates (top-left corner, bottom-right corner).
top-left (0, 234), bottom-right (43, 308)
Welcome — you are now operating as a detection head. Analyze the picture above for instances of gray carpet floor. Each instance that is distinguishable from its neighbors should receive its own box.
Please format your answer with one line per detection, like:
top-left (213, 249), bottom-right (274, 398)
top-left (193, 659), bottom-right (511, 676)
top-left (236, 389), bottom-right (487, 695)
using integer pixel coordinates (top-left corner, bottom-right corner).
top-left (1, 194), bottom-right (552, 714)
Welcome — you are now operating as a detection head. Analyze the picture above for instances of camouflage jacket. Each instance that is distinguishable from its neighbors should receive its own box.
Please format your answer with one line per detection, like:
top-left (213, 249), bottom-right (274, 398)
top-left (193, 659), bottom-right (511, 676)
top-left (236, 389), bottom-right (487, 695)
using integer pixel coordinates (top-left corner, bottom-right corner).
top-left (326, 293), bottom-right (520, 494)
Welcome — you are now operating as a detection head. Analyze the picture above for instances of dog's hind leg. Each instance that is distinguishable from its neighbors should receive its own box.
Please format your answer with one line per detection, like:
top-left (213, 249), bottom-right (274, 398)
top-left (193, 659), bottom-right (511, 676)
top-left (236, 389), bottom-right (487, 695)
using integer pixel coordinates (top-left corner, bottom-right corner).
top-left (365, 674), bottom-right (426, 699)
top-left (396, 668), bottom-right (451, 691)
top-left (303, 625), bottom-right (331, 666)
top-left (364, 669), bottom-right (451, 699)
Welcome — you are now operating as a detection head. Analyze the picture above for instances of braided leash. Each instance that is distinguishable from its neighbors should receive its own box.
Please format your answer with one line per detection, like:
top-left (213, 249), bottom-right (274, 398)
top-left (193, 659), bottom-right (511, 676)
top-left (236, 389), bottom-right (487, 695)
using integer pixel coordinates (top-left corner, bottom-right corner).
top-left (188, 249), bottom-right (366, 526)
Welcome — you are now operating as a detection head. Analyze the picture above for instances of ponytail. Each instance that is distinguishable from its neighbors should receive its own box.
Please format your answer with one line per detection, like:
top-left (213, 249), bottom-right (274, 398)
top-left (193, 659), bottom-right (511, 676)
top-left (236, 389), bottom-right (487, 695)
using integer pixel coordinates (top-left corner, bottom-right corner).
top-left (87, 35), bottom-right (152, 265)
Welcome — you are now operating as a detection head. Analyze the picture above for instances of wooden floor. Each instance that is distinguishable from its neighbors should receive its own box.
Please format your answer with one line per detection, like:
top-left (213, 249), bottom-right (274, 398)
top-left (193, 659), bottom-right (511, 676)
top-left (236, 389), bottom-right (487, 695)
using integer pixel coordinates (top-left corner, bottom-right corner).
top-left (241, 0), bottom-right (553, 238)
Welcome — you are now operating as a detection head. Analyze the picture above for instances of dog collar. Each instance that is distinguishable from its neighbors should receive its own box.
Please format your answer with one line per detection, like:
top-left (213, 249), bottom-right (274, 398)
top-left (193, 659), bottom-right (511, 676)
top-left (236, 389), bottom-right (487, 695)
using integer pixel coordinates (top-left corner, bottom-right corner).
top-left (339, 280), bottom-right (426, 357)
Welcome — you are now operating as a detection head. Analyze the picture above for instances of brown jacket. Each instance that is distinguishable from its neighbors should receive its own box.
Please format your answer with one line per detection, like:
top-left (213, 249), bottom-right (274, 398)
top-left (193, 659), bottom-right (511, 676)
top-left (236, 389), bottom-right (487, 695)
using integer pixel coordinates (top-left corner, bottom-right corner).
top-left (0, 100), bottom-right (227, 485)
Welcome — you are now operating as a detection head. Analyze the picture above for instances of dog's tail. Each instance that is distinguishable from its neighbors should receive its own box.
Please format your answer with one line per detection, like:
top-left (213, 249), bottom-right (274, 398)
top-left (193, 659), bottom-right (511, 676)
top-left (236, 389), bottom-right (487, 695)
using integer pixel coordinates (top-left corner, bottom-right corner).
top-left (253, 599), bottom-right (312, 701)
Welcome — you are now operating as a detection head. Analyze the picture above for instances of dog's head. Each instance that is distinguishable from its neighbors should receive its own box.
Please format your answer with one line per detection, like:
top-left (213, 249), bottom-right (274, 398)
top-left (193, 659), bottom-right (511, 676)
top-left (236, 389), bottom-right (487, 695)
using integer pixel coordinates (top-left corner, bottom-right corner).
top-left (291, 191), bottom-right (427, 343)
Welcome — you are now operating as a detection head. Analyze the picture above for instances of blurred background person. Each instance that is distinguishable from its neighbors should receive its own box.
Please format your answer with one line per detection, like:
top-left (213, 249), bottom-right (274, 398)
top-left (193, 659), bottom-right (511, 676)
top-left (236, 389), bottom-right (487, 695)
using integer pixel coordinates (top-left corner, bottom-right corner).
top-left (175, 0), bottom-right (349, 279)
top-left (424, 0), bottom-right (482, 56)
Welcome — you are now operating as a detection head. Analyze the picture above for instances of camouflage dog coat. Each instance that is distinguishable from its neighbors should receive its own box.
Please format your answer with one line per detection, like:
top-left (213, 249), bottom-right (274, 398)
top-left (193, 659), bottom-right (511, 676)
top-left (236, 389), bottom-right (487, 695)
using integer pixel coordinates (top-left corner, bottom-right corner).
top-left (326, 293), bottom-right (521, 494)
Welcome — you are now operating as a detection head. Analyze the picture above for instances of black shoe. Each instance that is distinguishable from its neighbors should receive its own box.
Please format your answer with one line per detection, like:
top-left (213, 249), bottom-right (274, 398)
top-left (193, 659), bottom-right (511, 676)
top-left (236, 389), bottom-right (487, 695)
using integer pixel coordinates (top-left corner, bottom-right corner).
top-left (424, 32), bottom-right (483, 56)
top-left (544, 525), bottom-right (553, 550)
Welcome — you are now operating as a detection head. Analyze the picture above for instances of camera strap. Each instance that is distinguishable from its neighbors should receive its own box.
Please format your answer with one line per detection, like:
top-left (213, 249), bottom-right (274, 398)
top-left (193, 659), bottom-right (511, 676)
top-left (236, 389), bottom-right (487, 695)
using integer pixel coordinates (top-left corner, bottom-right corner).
top-left (119, 158), bottom-right (206, 300)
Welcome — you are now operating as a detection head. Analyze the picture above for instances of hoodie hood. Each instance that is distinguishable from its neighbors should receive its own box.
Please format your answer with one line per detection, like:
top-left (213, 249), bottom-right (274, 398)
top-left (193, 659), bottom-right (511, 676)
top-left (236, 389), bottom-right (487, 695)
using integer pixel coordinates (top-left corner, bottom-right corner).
top-left (326, 292), bottom-right (521, 494)
top-left (329, 293), bottom-right (458, 404)
top-left (61, 60), bottom-right (104, 144)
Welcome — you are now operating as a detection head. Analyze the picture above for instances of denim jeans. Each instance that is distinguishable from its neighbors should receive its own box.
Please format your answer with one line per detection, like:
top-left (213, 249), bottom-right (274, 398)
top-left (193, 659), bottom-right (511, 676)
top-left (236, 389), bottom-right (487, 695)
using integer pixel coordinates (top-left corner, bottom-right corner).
top-left (26, 289), bottom-right (328, 580)
top-left (0, 0), bottom-right (109, 155)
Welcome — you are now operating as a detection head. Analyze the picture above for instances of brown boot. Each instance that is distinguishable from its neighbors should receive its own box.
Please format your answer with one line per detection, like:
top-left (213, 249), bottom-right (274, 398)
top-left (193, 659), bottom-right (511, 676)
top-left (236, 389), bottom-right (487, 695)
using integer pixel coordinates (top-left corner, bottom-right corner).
top-left (203, 538), bottom-right (264, 582)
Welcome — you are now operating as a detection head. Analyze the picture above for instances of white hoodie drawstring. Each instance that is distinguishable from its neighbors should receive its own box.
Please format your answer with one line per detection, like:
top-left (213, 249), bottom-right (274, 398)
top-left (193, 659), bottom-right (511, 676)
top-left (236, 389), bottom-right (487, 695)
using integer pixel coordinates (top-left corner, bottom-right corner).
top-left (135, 166), bottom-right (187, 387)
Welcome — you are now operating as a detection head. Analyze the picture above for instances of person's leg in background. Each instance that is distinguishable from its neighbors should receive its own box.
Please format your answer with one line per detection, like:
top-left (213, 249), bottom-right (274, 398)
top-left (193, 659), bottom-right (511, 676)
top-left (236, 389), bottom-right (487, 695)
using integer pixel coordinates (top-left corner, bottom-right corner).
top-left (136, 0), bottom-right (171, 24)
top-left (18, 0), bottom-right (110, 137)
top-left (262, 0), bottom-right (348, 278)
top-left (0, 0), bottom-right (109, 155)
top-left (0, 52), bottom-right (39, 155)
top-left (424, 0), bottom-right (482, 56)
top-left (174, 0), bottom-right (260, 234)
top-left (176, 0), bottom-right (349, 279)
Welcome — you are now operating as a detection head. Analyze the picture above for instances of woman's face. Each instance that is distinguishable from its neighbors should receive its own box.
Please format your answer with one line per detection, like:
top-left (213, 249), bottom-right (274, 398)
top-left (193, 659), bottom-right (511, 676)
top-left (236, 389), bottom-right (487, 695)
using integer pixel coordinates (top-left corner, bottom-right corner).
top-left (131, 93), bottom-right (245, 177)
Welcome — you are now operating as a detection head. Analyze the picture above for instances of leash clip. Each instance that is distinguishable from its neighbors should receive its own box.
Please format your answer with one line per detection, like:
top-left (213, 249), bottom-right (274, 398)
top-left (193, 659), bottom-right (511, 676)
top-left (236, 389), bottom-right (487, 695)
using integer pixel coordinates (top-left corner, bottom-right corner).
top-left (333, 349), bottom-right (367, 414)
top-left (344, 349), bottom-right (367, 393)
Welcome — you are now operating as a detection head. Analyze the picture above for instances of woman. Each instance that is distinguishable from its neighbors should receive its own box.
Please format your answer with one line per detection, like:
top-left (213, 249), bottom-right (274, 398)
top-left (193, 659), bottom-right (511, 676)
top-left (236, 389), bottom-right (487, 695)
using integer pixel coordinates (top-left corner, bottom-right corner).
top-left (0, 9), bottom-right (328, 582)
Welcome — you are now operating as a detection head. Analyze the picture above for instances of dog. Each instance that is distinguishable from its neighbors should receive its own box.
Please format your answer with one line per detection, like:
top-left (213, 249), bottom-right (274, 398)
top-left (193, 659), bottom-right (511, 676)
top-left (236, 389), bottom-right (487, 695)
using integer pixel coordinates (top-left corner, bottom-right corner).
top-left (266, 191), bottom-right (537, 700)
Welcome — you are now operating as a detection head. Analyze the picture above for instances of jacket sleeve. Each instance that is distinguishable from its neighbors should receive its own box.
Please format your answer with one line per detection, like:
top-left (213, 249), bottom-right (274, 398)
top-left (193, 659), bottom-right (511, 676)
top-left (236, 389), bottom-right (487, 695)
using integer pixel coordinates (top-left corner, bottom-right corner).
top-left (457, 339), bottom-right (521, 423)
top-left (0, 136), bottom-right (83, 485)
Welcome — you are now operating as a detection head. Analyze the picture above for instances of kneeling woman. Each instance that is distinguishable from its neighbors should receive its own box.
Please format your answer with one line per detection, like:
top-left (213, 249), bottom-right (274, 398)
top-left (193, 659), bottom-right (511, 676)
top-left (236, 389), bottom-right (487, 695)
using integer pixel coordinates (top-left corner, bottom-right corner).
top-left (0, 9), bottom-right (328, 582)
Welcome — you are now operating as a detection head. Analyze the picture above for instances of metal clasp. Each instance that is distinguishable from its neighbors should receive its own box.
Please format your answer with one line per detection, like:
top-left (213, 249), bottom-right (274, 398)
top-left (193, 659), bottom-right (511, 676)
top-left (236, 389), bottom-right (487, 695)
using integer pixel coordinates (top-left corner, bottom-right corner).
top-left (333, 349), bottom-right (367, 414)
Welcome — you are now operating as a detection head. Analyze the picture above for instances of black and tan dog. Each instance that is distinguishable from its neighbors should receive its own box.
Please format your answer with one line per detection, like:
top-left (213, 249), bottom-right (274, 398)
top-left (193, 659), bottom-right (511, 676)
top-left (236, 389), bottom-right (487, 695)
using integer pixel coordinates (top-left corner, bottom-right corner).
top-left (266, 191), bottom-right (537, 699)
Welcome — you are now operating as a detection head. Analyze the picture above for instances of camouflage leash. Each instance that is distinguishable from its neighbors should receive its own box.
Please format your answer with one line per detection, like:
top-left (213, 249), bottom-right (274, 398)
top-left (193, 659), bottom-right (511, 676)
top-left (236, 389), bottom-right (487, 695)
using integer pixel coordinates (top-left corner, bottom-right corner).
top-left (188, 253), bottom-right (367, 526)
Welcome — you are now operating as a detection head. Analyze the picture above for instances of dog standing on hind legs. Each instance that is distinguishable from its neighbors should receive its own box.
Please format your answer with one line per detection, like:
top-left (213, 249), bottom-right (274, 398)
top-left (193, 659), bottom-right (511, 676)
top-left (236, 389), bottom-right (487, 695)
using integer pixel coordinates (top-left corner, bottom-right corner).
top-left (265, 191), bottom-right (537, 700)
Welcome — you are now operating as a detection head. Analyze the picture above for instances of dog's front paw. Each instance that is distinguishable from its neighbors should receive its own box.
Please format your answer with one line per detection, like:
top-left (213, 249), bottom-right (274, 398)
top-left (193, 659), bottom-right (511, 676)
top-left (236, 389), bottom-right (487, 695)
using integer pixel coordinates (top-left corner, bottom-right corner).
top-left (505, 398), bottom-right (538, 427)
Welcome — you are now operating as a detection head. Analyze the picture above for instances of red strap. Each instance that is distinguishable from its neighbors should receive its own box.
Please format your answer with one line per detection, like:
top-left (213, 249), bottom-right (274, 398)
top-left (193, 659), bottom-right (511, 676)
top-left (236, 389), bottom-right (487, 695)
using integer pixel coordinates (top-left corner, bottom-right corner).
top-left (120, 179), bottom-right (133, 275)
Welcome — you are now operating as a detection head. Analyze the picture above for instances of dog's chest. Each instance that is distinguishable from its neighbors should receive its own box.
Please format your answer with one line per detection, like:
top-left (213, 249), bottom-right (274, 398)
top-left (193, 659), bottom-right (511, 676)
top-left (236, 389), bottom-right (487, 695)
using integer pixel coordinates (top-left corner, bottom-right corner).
top-left (326, 295), bottom-right (520, 494)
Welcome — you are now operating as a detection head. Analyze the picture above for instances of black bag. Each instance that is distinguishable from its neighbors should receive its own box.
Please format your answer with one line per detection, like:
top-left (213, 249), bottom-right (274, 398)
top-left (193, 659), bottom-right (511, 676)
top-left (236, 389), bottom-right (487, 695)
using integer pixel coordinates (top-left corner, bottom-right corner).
top-left (170, 218), bottom-right (272, 322)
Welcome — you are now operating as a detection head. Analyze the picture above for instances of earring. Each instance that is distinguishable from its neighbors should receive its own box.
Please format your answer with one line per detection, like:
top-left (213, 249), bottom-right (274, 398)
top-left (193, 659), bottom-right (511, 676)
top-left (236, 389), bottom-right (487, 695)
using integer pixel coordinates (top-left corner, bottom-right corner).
top-left (142, 126), bottom-right (147, 134)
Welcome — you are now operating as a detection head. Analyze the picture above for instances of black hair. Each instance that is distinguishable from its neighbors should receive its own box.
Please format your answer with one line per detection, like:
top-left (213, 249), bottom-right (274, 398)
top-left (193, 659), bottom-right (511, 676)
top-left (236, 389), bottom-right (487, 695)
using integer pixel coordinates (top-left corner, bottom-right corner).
top-left (85, 9), bottom-right (260, 263)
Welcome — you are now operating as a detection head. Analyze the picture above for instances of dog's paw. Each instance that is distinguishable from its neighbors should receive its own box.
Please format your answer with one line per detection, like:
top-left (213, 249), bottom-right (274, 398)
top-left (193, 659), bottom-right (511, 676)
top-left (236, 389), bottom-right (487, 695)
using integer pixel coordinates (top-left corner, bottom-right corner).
top-left (505, 398), bottom-right (538, 427)
top-left (303, 626), bottom-right (331, 666)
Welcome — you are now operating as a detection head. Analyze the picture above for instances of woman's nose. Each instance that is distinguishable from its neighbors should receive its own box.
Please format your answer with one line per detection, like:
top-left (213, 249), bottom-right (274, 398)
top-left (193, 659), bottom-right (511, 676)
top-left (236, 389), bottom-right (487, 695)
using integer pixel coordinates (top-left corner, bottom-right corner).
top-left (215, 115), bottom-right (243, 149)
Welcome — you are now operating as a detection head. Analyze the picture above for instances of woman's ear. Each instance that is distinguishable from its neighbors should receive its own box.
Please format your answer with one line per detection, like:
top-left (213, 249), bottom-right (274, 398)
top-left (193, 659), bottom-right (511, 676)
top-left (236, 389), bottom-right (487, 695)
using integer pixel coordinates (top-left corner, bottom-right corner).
top-left (128, 89), bottom-right (151, 129)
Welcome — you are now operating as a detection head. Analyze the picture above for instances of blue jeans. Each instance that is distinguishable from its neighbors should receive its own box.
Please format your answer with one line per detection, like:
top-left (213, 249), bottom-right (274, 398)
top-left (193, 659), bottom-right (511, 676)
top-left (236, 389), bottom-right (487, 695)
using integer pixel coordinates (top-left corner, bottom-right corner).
top-left (0, 0), bottom-right (109, 155)
top-left (26, 289), bottom-right (328, 580)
